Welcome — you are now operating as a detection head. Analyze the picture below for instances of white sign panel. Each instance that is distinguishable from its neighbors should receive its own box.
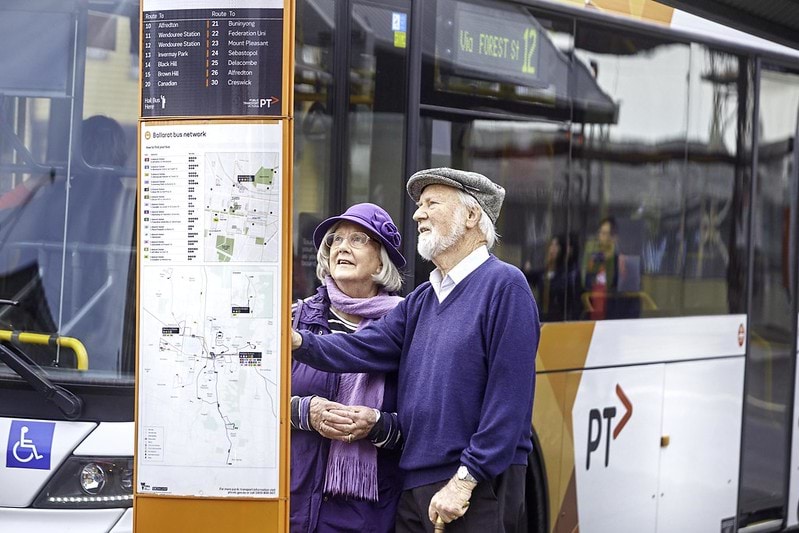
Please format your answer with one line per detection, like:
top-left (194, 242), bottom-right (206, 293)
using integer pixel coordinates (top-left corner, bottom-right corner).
top-left (137, 122), bottom-right (282, 498)
top-left (572, 365), bottom-right (664, 533)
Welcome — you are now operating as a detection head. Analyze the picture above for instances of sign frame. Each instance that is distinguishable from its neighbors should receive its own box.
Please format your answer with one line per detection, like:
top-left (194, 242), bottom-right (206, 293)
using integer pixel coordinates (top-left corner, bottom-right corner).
top-left (134, 0), bottom-right (294, 531)
top-left (133, 117), bottom-right (293, 531)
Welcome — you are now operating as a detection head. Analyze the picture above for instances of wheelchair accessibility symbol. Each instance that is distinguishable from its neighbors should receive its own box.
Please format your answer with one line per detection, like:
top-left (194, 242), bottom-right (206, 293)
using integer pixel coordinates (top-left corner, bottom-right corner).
top-left (6, 420), bottom-right (55, 470)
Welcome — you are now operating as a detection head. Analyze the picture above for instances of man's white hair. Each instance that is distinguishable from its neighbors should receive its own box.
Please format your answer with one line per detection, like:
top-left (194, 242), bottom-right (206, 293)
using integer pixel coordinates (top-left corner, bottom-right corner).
top-left (315, 223), bottom-right (403, 293)
top-left (456, 190), bottom-right (499, 249)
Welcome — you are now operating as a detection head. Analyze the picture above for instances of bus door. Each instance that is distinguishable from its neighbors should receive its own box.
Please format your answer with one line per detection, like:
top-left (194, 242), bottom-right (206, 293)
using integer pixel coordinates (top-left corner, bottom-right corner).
top-left (747, 63), bottom-right (799, 531)
top-left (293, 0), bottom-right (412, 300)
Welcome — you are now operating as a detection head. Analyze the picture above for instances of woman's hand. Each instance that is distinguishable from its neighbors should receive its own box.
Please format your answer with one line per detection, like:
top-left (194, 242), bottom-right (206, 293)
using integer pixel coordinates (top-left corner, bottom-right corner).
top-left (327, 405), bottom-right (379, 443)
top-left (309, 397), bottom-right (353, 440)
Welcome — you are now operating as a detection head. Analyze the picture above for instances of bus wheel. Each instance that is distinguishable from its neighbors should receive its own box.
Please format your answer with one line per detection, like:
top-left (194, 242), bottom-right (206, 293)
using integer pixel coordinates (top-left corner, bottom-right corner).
top-left (524, 444), bottom-right (548, 533)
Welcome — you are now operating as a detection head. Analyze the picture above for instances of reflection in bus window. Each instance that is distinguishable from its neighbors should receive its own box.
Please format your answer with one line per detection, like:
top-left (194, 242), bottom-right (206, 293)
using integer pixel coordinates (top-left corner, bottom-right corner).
top-left (571, 25), bottom-right (747, 319)
top-left (524, 234), bottom-right (581, 322)
top-left (738, 66), bottom-right (799, 524)
top-left (417, 117), bottom-right (573, 309)
top-left (0, 3), bottom-right (138, 380)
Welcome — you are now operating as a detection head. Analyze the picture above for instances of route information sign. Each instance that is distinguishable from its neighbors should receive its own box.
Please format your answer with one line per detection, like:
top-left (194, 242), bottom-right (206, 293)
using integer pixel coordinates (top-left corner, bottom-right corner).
top-left (141, 0), bottom-right (283, 117)
top-left (137, 122), bottom-right (283, 497)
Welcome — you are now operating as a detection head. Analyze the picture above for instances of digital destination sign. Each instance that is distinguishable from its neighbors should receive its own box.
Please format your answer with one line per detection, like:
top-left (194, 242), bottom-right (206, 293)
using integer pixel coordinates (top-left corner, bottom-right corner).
top-left (447, 2), bottom-right (543, 87)
top-left (141, 7), bottom-right (283, 117)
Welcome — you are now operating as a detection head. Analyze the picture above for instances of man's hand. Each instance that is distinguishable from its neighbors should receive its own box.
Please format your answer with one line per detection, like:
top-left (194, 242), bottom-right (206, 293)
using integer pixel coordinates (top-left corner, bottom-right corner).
top-left (428, 475), bottom-right (476, 524)
top-left (309, 397), bottom-right (353, 441)
top-left (291, 329), bottom-right (303, 349)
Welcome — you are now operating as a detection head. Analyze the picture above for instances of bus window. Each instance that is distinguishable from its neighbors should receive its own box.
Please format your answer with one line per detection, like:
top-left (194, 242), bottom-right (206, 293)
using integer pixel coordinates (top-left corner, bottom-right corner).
top-left (293, 0), bottom-right (412, 300)
top-left (571, 24), bottom-right (747, 320)
top-left (684, 45), bottom-right (749, 317)
top-left (294, 0), bottom-right (336, 299)
top-left (0, 1), bottom-right (138, 389)
top-left (345, 0), bottom-right (410, 223)
top-left (417, 4), bottom-right (577, 320)
top-left (417, 116), bottom-right (574, 320)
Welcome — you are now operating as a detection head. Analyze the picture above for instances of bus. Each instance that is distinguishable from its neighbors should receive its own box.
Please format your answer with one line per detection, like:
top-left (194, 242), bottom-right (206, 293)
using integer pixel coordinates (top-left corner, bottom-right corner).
top-left (0, 0), bottom-right (137, 530)
top-left (1, 0), bottom-right (799, 531)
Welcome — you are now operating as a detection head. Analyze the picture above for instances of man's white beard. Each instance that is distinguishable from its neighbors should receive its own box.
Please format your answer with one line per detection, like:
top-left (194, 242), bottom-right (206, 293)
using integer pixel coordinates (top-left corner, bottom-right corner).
top-left (417, 218), bottom-right (466, 261)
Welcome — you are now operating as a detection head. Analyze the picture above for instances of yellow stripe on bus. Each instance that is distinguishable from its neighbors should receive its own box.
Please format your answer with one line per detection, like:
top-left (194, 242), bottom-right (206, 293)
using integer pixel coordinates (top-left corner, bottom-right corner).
top-left (536, 321), bottom-right (595, 372)
top-left (534, 321), bottom-right (596, 532)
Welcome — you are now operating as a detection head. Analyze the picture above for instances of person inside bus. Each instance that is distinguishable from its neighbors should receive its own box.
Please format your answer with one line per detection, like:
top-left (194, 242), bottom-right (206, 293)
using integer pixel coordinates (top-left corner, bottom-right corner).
top-left (0, 115), bottom-right (133, 369)
top-left (527, 234), bottom-right (582, 322)
top-left (291, 168), bottom-right (540, 533)
top-left (0, 115), bottom-right (128, 211)
top-left (290, 203), bottom-right (405, 533)
top-left (581, 216), bottom-right (619, 320)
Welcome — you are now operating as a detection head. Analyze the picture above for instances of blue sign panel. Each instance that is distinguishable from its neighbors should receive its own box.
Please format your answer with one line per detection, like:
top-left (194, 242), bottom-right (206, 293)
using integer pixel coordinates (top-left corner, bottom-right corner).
top-left (6, 420), bottom-right (56, 470)
top-left (391, 12), bottom-right (407, 32)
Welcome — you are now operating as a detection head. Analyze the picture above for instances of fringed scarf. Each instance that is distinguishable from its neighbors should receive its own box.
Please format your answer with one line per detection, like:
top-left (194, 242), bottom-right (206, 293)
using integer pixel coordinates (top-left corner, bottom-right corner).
top-left (323, 276), bottom-right (403, 501)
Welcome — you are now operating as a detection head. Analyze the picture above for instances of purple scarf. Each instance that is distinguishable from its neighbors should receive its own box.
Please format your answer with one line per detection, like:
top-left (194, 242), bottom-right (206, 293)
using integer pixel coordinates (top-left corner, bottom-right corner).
top-left (323, 276), bottom-right (403, 501)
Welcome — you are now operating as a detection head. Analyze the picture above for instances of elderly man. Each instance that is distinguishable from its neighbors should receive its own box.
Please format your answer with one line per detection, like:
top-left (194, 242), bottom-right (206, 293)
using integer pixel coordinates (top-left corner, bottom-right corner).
top-left (291, 168), bottom-right (540, 532)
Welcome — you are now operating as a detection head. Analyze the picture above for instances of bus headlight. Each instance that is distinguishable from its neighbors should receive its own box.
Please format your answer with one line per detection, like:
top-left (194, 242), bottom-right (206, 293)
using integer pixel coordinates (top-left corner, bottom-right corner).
top-left (79, 462), bottom-right (106, 494)
top-left (33, 456), bottom-right (133, 509)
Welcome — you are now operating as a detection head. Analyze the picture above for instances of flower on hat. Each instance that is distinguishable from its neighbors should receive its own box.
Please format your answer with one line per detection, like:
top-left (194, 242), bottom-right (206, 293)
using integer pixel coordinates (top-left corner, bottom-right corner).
top-left (372, 211), bottom-right (401, 248)
top-left (381, 222), bottom-right (401, 248)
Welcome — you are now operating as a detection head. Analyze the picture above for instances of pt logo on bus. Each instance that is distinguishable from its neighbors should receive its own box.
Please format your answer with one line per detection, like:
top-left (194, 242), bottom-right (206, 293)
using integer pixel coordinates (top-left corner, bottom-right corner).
top-left (585, 384), bottom-right (632, 470)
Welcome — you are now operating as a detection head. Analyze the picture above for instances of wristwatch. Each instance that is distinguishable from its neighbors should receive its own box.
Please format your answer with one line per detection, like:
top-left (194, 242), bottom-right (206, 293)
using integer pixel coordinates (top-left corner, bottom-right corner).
top-left (456, 465), bottom-right (478, 483)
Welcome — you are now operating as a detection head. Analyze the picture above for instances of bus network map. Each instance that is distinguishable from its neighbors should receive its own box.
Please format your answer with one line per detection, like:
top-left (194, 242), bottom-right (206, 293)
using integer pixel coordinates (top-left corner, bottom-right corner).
top-left (205, 151), bottom-right (281, 263)
top-left (138, 123), bottom-right (283, 498)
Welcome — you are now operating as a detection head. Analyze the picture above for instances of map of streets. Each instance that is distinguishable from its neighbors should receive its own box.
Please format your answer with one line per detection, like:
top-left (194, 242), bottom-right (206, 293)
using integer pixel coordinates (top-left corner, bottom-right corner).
top-left (205, 151), bottom-right (280, 263)
top-left (138, 265), bottom-right (280, 497)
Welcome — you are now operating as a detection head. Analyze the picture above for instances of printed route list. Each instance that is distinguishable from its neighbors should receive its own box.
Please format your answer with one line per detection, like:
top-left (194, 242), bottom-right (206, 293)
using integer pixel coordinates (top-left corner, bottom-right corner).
top-left (141, 7), bottom-right (283, 117)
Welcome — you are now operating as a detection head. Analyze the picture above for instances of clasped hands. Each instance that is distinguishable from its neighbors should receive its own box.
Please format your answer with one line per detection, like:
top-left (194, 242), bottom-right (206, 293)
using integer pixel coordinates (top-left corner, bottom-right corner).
top-left (309, 396), bottom-right (378, 443)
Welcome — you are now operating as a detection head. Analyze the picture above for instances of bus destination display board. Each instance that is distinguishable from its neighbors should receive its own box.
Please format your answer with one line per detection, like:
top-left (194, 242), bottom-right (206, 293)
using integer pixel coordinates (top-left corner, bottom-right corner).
top-left (141, 3), bottom-right (283, 117)
top-left (437, 0), bottom-right (544, 89)
top-left (455, 6), bottom-right (539, 82)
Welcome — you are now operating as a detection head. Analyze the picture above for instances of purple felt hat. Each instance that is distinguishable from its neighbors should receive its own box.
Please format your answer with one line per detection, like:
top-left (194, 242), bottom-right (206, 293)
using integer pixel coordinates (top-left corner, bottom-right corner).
top-left (313, 203), bottom-right (406, 268)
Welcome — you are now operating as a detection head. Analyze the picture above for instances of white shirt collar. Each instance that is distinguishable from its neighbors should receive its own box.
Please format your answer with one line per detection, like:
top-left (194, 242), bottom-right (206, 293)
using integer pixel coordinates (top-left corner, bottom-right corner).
top-left (429, 245), bottom-right (490, 302)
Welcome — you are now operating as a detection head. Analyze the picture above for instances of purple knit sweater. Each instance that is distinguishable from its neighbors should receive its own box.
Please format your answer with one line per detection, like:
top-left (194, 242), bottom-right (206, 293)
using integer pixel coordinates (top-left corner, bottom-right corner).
top-left (295, 255), bottom-right (540, 489)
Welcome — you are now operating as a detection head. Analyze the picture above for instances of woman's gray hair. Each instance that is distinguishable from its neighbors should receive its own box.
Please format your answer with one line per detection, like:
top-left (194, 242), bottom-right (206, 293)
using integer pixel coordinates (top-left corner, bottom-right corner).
top-left (316, 223), bottom-right (404, 293)
top-left (456, 190), bottom-right (499, 249)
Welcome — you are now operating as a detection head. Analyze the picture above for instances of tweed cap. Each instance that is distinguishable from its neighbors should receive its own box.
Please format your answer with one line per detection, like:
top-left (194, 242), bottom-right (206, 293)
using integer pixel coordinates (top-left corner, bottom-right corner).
top-left (406, 167), bottom-right (506, 224)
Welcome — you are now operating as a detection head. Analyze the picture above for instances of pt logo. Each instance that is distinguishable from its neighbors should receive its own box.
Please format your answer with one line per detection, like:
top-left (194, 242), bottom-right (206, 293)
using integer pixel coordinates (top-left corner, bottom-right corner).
top-left (260, 96), bottom-right (279, 108)
top-left (6, 420), bottom-right (56, 470)
top-left (586, 384), bottom-right (632, 470)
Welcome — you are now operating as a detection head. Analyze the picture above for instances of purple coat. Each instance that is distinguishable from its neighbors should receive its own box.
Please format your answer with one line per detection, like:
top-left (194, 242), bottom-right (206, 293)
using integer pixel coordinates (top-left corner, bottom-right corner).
top-left (290, 286), bottom-right (403, 533)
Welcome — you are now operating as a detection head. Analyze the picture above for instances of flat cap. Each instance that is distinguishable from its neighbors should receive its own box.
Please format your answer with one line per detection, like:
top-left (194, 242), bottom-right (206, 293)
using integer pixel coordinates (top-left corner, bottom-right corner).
top-left (406, 167), bottom-right (506, 224)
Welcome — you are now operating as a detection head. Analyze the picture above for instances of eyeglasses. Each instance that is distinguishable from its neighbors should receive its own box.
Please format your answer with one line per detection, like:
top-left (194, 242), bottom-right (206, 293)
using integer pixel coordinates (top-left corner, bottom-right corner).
top-left (324, 231), bottom-right (372, 249)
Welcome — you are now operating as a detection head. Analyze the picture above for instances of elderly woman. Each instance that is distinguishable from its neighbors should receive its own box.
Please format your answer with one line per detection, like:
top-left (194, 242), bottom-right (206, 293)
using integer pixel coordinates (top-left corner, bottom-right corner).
top-left (290, 203), bottom-right (405, 533)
